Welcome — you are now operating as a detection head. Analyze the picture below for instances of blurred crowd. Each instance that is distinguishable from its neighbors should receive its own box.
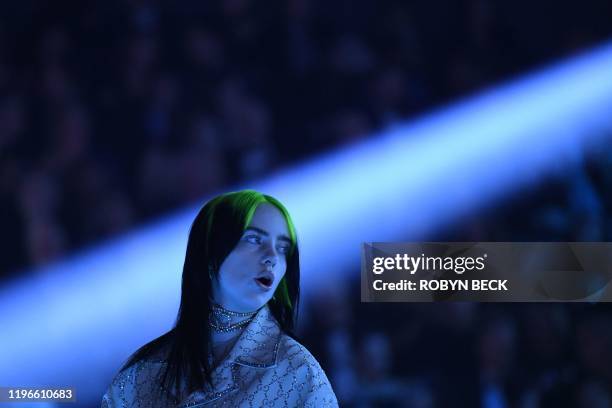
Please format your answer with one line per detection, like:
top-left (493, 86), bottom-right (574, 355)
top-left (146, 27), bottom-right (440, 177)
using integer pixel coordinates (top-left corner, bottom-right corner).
top-left (2, 1), bottom-right (612, 407)
top-left (303, 140), bottom-right (612, 407)
top-left (305, 292), bottom-right (612, 407)
top-left (2, 0), bottom-right (612, 277)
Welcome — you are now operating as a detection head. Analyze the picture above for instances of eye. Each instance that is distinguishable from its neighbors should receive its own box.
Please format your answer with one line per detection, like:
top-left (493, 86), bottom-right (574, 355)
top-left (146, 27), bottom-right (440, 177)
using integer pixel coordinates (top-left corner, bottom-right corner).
top-left (277, 244), bottom-right (291, 255)
top-left (244, 234), bottom-right (262, 245)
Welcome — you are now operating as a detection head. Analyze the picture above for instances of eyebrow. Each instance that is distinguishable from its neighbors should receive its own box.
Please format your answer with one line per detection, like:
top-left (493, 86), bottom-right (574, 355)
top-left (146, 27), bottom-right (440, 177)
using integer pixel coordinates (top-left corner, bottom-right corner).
top-left (244, 227), bottom-right (291, 243)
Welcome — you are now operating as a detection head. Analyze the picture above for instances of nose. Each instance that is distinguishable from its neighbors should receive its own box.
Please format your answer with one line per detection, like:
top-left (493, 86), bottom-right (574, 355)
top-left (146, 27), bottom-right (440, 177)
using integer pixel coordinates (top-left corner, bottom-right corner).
top-left (262, 258), bottom-right (276, 268)
top-left (261, 244), bottom-right (278, 268)
top-left (262, 253), bottom-right (277, 268)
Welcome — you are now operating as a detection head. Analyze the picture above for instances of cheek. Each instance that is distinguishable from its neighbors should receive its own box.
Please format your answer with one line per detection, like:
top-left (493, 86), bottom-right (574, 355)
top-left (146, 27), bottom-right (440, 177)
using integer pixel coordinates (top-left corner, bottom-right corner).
top-left (218, 254), bottom-right (248, 284)
top-left (276, 261), bottom-right (288, 280)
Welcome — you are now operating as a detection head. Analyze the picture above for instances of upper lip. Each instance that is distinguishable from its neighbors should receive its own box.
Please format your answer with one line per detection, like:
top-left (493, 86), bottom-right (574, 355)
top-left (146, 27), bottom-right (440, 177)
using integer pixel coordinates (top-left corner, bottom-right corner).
top-left (255, 270), bottom-right (274, 287)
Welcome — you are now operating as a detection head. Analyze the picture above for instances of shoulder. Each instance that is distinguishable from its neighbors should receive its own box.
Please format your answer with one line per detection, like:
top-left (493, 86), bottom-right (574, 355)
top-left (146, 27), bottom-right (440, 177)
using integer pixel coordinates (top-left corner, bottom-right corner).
top-left (275, 334), bottom-right (339, 407)
top-left (277, 334), bottom-right (323, 374)
top-left (101, 349), bottom-right (173, 408)
top-left (102, 359), bottom-right (151, 408)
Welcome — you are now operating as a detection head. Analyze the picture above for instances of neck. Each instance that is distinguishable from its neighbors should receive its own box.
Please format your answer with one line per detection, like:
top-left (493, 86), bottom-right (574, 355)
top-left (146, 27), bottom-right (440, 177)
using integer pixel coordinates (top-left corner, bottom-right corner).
top-left (209, 304), bottom-right (259, 364)
top-left (209, 303), bottom-right (257, 335)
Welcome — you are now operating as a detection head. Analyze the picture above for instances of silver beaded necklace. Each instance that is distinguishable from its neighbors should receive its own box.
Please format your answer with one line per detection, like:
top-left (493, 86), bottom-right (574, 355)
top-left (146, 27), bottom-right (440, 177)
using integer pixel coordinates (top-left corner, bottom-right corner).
top-left (209, 304), bottom-right (256, 333)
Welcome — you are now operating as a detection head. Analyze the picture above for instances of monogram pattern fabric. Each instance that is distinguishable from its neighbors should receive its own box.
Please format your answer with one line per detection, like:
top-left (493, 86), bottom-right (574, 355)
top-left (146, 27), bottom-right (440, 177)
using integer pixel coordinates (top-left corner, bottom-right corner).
top-left (101, 306), bottom-right (338, 407)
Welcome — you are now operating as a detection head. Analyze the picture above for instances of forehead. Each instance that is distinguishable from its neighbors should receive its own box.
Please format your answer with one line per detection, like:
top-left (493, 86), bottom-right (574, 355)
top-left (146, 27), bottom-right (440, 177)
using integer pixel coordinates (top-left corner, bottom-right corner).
top-left (248, 203), bottom-right (290, 237)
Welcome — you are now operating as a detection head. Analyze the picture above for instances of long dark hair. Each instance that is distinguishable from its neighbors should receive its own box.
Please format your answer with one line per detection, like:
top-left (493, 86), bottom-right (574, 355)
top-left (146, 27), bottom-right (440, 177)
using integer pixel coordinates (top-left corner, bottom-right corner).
top-left (121, 190), bottom-right (300, 400)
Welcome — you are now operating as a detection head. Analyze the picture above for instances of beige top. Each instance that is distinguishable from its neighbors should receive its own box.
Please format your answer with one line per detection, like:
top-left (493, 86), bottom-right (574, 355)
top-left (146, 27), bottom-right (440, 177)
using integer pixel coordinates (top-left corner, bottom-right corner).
top-left (101, 306), bottom-right (338, 407)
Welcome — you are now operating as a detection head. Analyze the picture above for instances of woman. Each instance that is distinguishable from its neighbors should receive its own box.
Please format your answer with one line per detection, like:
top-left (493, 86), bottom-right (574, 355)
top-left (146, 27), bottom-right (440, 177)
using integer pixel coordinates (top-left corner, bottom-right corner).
top-left (102, 190), bottom-right (338, 407)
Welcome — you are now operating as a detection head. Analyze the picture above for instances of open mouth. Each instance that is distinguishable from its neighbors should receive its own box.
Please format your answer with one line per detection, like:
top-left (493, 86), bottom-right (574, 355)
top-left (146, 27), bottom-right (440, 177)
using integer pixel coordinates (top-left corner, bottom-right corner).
top-left (255, 276), bottom-right (273, 289)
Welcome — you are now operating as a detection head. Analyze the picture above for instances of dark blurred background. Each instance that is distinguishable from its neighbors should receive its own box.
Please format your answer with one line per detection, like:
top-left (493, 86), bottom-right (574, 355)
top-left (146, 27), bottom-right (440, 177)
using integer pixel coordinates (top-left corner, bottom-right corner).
top-left (1, 1), bottom-right (612, 407)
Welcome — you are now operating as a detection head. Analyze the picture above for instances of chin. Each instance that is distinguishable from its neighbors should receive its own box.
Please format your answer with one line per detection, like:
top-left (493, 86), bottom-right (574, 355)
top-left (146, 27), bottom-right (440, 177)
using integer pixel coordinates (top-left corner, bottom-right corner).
top-left (254, 296), bottom-right (273, 309)
top-left (238, 296), bottom-right (270, 312)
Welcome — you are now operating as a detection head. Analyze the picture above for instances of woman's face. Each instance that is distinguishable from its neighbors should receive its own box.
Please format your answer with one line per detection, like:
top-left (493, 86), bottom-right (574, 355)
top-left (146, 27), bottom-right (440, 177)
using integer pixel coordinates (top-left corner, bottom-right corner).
top-left (212, 203), bottom-right (292, 312)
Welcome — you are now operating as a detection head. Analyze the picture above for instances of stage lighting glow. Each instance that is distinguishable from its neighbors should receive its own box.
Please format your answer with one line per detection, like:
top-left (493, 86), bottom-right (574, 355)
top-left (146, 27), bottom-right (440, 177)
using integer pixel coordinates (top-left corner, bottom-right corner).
top-left (2, 41), bottom-right (612, 405)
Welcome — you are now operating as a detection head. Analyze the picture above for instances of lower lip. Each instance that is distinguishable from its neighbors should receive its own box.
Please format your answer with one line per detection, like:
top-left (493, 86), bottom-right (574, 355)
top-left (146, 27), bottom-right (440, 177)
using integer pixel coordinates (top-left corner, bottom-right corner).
top-left (254, 279), bottom-right (273, 291)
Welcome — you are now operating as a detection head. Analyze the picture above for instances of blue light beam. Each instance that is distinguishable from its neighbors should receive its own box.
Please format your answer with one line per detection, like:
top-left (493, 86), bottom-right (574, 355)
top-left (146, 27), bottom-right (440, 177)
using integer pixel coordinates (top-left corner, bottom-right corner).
top-left (2, 41), bottom-right (612, 406)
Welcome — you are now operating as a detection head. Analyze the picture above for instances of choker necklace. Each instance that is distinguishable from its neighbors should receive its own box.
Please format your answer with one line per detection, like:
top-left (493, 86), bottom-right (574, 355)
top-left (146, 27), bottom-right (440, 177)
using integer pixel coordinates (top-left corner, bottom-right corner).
top-left (209, 304), bottom-right (256, 333)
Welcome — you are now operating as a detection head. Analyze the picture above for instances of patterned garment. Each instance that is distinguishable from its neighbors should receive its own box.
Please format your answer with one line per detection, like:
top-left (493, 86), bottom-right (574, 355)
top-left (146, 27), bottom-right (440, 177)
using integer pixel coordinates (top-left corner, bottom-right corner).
top-left (101, 306), bottom-right (338, 407)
